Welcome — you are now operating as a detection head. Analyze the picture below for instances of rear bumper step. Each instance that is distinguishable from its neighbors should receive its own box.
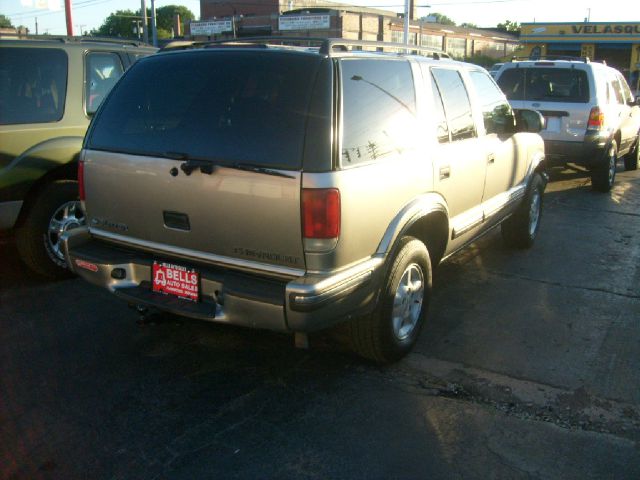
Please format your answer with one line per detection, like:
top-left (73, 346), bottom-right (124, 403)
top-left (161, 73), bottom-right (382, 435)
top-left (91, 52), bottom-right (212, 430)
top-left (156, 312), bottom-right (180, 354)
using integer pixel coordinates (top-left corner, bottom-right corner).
top-left (62, 228), bottom-right (383, 333)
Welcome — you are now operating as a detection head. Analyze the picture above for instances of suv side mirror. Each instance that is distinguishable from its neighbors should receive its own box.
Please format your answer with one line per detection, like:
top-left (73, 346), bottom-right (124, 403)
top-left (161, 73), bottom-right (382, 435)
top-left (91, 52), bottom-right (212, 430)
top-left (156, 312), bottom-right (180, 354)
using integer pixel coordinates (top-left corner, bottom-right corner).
top-left (514, 109), bottom-right (545, 133)
top-left (628, 97), bottom-right (640, 107)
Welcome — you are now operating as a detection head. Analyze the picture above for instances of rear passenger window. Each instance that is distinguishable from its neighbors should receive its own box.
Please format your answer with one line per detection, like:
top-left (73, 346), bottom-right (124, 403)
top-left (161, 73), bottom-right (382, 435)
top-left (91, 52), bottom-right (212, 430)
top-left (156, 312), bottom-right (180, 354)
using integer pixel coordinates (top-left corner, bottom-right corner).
top-left (468, 70), bottom-right (515, 135)
top-left (431, 68), bottom-right (476, 142)
top-left (86, 52), bottom-right (125, 115)
top-left (341, 59), bottom-right (417, 166)
top-left (610, 76), bottom-right (624, 104)
top-left (430, 74), bottom-right (449, 143)
top-left (0, 47), bottom-right (68, 125)
top-left (616, 74), bottom-right (633, 104)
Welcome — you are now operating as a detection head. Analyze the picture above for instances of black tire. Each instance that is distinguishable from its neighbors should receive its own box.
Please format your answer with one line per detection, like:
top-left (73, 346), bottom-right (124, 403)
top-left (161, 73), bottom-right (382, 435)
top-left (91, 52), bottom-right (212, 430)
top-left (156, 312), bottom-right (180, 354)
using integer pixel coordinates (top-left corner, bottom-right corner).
top-left (591, 140), bottom-right (617, 192)
top-left (623, 135), bottom-right (639, 171)
top-left (348, 237), bottom-right (432, 364)
top-left (502, 173), bottom-right (544, 249)
top-left (15, 180), bottom-right (84, 279)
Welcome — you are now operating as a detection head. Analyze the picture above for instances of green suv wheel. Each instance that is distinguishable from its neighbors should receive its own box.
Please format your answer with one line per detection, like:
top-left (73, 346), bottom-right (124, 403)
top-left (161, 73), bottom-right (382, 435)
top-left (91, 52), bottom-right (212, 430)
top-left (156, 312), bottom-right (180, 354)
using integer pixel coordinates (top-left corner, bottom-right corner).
top-left (348, 237), bottom-right (432, 364)
top-left (15, 180), bottom-right (85, 279)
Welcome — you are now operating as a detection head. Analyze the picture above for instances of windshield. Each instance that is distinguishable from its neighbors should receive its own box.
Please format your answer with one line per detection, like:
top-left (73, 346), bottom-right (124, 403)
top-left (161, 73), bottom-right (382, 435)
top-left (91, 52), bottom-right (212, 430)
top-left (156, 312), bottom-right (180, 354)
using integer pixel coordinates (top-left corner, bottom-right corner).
top-left (498, 67), bottom-right (590, 103)
top-left (85, 50), bottom-right (321, 169)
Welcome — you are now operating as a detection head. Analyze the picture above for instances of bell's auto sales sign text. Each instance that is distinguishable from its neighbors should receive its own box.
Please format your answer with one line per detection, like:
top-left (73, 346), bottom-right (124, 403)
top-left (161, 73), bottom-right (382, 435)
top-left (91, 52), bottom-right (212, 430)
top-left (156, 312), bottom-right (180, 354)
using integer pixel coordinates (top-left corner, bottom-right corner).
top-left (152, 262), bottom-right (199, 302)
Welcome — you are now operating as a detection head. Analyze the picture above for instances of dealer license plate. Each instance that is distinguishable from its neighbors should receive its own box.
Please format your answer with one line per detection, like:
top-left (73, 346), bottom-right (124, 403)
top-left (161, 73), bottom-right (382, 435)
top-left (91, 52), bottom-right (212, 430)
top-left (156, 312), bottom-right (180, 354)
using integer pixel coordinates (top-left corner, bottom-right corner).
top-left (152, 261), bottom-right (199, 302)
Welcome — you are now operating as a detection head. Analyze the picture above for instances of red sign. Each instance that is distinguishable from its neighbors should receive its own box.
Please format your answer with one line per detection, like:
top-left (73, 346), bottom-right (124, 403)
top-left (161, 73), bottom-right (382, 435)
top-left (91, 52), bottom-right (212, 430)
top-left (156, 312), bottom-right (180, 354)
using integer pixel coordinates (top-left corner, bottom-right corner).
top-left (152, 261), bottom-right (199, 302)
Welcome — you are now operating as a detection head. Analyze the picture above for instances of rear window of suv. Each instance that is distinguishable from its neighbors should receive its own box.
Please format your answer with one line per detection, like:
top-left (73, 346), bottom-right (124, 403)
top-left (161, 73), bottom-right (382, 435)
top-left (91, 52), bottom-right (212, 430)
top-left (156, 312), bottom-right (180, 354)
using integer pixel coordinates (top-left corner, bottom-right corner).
top-left (85, 50), bottom-right (321, 169)
top-left (0, 47), bottom-right (68, 125)
top-left (498, 67), bottom-right (590, 103)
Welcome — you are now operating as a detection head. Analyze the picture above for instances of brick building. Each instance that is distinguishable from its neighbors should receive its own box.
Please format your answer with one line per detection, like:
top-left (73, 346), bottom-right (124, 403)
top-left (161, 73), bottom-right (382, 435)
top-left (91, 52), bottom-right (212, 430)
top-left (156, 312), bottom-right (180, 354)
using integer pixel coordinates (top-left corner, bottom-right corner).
top-left (193, 0), bottom-right (518, 61)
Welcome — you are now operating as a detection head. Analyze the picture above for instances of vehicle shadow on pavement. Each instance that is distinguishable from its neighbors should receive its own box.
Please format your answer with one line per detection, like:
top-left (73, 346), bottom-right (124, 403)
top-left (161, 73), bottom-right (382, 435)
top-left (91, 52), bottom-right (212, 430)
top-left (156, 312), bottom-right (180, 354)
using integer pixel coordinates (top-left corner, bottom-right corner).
top-left (0, 236), bottom-right (50, 291)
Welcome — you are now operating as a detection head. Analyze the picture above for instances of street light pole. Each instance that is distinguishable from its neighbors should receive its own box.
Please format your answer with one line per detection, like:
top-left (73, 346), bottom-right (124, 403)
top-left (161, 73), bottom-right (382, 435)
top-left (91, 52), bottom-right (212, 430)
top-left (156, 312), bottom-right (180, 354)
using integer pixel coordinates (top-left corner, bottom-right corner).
top-left (150, 0), bottom-right (158, 47)
top-left (64, 0), bottom-right (74, 36)
top-left (140, 0), bottom-right (149, 44)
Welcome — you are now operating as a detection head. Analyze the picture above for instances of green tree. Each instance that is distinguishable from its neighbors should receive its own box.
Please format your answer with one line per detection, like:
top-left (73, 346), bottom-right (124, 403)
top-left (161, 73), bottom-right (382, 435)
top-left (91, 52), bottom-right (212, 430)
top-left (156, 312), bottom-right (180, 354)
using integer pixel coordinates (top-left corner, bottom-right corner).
top-left (156, 5), bottom-right (195, 37)
top-left (460, 22), bottom-right (478, 29)
top-left (0, 14), bottom-right (14, 28)
top-left (420, 12), bottom-right (456, 26)
top-left (91, 5), bottom-right (195, 39)
top-left (497, 20), bottom-right (520, 34)
top-left (91, 9), bottom-right (140, 38)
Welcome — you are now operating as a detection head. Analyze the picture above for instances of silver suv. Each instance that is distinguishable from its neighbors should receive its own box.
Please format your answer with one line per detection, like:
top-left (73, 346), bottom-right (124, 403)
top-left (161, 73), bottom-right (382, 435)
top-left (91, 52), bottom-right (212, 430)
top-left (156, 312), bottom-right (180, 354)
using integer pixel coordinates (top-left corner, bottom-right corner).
top-left (495, 57), bottom-right (640, 191)
top-left (63, 38), bottom-right (546, 363)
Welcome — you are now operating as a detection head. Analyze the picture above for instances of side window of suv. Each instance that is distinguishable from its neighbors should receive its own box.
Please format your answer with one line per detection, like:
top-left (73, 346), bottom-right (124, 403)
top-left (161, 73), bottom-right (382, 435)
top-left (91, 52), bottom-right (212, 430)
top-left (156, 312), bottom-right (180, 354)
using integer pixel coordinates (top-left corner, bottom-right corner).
top-left (0, 47), bottom-right (68, 125)
top-left (468, 70), bottom-right (515, 135)
top-left (429, 74), bottom-right (450, 143)
top-left (609, 73), bottom-right (625, 105)
top-left (86, 52), bottom-right (125, 115)
top-left (431, 68), bottom-right (476, 141)
top-left (617, 73), bottom-right (634, 104)
top-left (341, 58), bottom-right (417, 166)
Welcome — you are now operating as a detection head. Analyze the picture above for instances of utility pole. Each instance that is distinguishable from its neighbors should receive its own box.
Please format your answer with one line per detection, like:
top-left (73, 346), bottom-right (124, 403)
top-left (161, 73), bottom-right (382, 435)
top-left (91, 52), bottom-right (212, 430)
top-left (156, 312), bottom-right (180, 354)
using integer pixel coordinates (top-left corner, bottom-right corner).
top-left (140, 0), bottom-right (149, 44)
top-left (35, 17), bottom-right (38, 35)
top-left (64, 0), bottom-right (74, 36)
top-left (76, 24), bottom-right (86, 36)
top-left (403, 0), bottom-right (409, 45)
top-left (150, 0), bottom-right (158, 47)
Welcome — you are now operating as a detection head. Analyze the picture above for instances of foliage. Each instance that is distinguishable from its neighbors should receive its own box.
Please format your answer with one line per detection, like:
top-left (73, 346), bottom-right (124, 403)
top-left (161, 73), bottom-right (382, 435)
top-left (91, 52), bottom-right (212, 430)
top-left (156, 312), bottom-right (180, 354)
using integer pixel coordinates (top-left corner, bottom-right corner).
top-left (420, 12), bottom-right (456, 26)
top-left (0, 14), bottom-right (14, 28)
top-left (497, 20), bottom-right (521, 34)
top-left (460, 22), bottom-right (478, 29)
top-left (465, 53), bottom-right (508, 68)
top-left (156, 5), bottom-right (195, 36)
top-left (90, 9), bottom-right (139, 38)
top-left (90, 5), bottom-right (195, 39)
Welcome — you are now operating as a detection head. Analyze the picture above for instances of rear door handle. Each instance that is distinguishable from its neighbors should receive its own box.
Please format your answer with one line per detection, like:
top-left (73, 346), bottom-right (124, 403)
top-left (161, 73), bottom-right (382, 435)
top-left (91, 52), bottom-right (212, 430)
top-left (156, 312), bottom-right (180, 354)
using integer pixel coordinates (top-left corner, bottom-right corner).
top-left (487, 154), bottom-right (495, 164)
top-left (439, 166), bottom-right (451, 180)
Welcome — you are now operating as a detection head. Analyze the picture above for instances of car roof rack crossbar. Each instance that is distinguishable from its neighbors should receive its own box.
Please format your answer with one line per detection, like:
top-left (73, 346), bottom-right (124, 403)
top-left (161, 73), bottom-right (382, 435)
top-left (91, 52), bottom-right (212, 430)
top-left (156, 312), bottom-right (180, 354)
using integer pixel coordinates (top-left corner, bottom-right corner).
top-left (161, 36), bottom-right (450, 59)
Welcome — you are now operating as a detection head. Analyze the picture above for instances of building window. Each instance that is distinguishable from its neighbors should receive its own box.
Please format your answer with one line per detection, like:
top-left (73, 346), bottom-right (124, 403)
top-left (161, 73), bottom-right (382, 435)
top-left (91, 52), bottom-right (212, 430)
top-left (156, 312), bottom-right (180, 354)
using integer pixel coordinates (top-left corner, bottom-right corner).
top-left (445, 37), bottom-right (466, 59)
top-left (420, 34), bottom-right (442, 50)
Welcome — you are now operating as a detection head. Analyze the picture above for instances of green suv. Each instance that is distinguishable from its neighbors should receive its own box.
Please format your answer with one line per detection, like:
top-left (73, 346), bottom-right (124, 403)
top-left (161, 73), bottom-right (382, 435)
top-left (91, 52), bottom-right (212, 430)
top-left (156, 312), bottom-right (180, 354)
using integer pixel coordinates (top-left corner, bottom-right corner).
top-left (0, 36), bottom-right (156, 278)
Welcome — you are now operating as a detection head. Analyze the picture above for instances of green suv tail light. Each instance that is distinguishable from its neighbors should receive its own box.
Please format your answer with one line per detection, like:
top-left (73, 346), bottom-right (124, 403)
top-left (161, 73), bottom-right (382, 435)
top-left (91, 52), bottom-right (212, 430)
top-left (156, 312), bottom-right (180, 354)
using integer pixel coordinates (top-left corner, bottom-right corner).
top-left (302, 189), bottom-right (340, 239)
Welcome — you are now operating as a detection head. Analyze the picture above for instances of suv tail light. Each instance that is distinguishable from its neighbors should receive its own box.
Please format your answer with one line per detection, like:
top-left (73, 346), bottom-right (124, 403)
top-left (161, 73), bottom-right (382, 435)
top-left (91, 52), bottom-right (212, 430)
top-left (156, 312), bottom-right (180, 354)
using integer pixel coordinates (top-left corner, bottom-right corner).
top-left (78, 160), bottom-right (86, 201)
top-left (587, 107), bottom-right (605, 130)
top-left (302, 188), bottom-right (340, 239)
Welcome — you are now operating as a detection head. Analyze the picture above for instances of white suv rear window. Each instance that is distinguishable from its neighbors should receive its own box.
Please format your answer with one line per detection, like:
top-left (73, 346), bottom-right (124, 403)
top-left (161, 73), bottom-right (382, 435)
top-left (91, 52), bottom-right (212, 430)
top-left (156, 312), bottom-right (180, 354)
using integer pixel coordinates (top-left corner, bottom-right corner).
top-left (498, 67), bottom-right (590, 103)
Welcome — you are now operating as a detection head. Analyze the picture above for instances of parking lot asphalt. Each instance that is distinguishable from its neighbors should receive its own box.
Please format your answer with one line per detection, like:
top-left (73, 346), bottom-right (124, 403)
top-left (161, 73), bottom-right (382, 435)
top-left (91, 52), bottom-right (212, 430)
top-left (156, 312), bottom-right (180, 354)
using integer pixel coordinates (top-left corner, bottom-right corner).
top-left (1, 166), bottom-right (639, 479)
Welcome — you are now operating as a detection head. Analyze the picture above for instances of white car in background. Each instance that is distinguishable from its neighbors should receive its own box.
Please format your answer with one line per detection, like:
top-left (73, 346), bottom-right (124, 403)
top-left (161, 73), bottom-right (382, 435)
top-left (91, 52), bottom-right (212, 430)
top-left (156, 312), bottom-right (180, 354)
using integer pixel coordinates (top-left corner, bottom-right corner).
top-left (495, 58), bottom-right (640, 191)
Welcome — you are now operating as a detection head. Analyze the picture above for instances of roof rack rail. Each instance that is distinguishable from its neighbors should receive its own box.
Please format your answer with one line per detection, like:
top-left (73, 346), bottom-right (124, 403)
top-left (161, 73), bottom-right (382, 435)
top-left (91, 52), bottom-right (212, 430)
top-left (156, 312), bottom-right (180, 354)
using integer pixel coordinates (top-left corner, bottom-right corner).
top-left (510, 55), bottom-right (591, 63)
top-left (161, 36), bottom-right (450, 59)
top-left (0, 34), bottom-right (152, 48)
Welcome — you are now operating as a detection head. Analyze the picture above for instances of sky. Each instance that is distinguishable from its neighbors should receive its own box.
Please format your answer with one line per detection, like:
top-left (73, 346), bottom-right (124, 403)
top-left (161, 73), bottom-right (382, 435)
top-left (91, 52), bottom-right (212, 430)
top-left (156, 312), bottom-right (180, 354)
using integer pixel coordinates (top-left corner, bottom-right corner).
top-left (2, 0), bottom-right (638, 36)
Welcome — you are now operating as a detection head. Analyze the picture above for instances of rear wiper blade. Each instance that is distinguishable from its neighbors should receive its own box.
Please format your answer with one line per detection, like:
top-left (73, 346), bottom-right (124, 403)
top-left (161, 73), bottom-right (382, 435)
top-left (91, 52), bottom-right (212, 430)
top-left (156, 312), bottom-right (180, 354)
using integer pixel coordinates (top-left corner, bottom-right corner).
top-left (164, 152), bottom-right (216, 175)
top-left (230, 163), bottom-right (296, 179)
top-left (163, 153), bottom-right (295, 179)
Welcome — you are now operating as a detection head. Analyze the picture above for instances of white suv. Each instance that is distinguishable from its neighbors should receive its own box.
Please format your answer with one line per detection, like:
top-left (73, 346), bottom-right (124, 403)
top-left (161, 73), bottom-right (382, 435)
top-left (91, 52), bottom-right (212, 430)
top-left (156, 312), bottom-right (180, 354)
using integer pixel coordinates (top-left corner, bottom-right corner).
top-left (496, 58), bottom-right (640, 191)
